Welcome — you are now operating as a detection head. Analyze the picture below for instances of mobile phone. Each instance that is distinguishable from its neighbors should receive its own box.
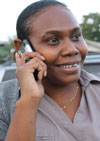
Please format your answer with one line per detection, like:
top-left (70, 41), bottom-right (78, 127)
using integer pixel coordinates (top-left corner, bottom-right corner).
top-left (18, 39), bottom-right (34, 57)
top-left (18, 39), bottom-right (38, 80)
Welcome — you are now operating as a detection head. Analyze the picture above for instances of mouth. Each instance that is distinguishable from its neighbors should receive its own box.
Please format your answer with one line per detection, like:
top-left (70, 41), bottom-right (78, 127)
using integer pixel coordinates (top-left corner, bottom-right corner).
top-left (55, 61), bottom-right (80, 67)
top-left (56, 63), bottom-right (78, 68)
top-left (55, 61), bottom-right (80, 73)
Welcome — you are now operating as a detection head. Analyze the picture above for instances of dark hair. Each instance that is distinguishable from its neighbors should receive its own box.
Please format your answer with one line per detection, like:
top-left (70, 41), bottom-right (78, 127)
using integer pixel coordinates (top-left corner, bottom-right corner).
top-left (16, 0), bottom-right (67, 40)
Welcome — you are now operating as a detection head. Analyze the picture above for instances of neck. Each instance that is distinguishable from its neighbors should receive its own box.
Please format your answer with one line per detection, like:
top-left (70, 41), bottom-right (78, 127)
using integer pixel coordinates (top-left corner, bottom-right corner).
top-left (42, 78), bottom-right (80, 106)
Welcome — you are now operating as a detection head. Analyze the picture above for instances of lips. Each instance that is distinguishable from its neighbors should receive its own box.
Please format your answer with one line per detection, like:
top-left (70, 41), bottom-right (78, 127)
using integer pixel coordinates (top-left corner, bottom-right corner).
top-left (54, 61), bottom-right (80, 74)
top-left (55, 61), bottom-right (80, 68)
top-left (58, 63), bottom-right (78, 68)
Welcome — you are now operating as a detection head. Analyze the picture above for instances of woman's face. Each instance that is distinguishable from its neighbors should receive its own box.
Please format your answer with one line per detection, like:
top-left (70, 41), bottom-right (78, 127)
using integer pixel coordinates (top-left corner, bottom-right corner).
top-left (29, 6), bottom-right (88, 85)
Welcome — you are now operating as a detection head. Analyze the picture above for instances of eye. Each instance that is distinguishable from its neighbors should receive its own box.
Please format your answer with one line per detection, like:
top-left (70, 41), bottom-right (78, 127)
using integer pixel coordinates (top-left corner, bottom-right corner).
top-left (71, 33), bottom-right (81, 41)
top-left (46, 37), bottom-right (59, 45)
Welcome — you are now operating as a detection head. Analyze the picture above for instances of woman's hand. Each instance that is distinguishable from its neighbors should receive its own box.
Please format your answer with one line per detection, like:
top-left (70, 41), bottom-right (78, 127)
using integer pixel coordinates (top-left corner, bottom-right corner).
top-left (5, 52), bottom-right (47, 141)
top-left (15, 52), bottom-right (47, 104)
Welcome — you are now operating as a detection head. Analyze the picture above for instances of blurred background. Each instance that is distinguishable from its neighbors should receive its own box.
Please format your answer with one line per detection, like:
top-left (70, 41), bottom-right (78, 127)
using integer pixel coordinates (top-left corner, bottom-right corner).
top-left (0, 0), bottom-right (100, 82)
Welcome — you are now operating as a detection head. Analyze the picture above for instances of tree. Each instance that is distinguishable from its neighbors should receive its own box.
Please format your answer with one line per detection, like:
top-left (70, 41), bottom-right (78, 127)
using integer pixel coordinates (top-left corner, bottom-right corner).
top-left (80, 13), bottom-right (100, 42)
top-left (0, 37), bottom-right (16, 64)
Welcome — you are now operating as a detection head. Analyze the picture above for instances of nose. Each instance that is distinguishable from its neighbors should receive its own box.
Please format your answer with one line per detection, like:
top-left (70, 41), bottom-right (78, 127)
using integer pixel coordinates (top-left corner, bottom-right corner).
top-left (61, 39), bottom-right (79, 57)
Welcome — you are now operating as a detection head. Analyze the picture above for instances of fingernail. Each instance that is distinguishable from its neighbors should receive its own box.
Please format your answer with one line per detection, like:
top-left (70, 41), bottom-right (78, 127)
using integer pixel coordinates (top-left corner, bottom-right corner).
top-left (41, 56), bottom-right (45, 60)
top-left (15, 52), bottom-right (18, 56)
top-left (44, 71), bottom-right (47, 77)
top-left (15, 52), bottom-right (19, 57)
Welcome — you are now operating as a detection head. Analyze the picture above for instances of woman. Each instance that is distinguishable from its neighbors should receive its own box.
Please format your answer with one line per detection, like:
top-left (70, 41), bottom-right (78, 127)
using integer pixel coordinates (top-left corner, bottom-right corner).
top-left (0, 0), bottom-right (100, 140)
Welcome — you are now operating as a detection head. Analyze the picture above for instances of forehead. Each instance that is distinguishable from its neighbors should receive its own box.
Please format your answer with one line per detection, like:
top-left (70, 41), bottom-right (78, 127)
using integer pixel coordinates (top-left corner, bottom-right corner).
top-left (30, 6), bottom-right (79, 36)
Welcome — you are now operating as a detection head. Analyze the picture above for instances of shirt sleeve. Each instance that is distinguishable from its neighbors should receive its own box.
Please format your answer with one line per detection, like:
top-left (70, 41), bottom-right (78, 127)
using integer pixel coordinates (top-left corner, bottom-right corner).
top-left (0, 95), bottom-right (9, 141)
top-left (0, 79), bottom-right (19, 141)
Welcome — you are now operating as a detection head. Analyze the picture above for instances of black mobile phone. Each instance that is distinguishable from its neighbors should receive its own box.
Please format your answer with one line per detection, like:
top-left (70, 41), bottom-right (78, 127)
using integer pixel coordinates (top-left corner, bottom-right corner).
top-left (18, 39), bottom-right (38, 80)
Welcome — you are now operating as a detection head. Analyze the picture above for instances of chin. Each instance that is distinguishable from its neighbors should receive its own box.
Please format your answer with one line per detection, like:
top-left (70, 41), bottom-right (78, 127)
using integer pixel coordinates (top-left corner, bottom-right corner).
top-left (56, 70), bottom-right (81, 85)
top-left (45, 67), bottom-right (81, 86)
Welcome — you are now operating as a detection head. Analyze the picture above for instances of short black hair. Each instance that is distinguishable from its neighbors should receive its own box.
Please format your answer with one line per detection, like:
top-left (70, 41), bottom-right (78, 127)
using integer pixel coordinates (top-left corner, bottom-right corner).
top-left (16, 0), bottom-right (67, 40)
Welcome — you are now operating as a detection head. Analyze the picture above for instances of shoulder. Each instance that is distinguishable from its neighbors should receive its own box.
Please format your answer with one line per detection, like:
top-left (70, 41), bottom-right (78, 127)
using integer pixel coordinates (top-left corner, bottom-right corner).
top-left (0, 79), bottom-right (19, 122)
top-left (0, 78), bottom-right (19, 101)
top-left (81, 69), bottom-right (100, 96)
top-left (81, 69), bottom-right (100, 85)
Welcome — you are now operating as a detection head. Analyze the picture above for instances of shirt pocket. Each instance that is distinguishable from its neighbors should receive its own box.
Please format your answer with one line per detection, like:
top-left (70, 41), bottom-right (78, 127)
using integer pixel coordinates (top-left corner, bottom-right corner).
top-left (36, 136), bottom-right (54, 141)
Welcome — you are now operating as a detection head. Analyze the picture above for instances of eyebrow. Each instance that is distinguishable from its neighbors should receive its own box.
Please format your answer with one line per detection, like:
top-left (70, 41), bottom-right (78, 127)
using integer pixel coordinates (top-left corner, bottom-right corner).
top-left (71, 27), bottom-right (81, 33)
top-left (41, 27), bottom-right (81, 37)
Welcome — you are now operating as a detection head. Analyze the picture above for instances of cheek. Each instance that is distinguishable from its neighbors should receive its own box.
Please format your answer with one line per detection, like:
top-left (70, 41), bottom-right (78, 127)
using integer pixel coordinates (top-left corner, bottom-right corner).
top-left (31, 40), bottom-right (59, 64)
top-left (81, 46), bottom-right (88, 57)
top-left (78, 42), bottom-right (88, 61)
top-left (39, 48), bottom-right (59, 64)
top-left (81, 47), bottom-right (88, 66)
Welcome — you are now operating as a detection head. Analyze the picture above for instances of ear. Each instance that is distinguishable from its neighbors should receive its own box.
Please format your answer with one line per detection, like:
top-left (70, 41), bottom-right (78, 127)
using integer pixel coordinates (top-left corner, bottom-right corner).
top-left (14, 39), bottom-right (22, 51)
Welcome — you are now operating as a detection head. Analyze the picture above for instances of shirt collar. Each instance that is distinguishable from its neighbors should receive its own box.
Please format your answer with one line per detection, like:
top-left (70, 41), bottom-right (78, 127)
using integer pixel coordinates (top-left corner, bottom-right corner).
top-left (80, 69), bottom-right (100, 87)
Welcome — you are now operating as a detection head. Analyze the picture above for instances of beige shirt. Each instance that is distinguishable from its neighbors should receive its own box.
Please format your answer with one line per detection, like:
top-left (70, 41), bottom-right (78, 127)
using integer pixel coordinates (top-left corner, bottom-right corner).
top-left (36, 70), bottom-right (100, 141)
top-left (0, 69), bottom-right (100, 141)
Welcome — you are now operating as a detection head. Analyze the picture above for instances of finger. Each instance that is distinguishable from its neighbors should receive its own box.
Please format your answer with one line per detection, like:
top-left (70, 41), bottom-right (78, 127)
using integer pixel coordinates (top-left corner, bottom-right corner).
top-left (30, 63), bottom-right (44, 80)
top-left (17, 52), bottom-right (45, 66)
top-left (15, 52), bottom-right (21, 67)
top-left (22, 52), bottom-right (45, 61)
top-left (27, 57), bottom-right (47, 77)
top-left (16, 62), bottom-right (44, 81)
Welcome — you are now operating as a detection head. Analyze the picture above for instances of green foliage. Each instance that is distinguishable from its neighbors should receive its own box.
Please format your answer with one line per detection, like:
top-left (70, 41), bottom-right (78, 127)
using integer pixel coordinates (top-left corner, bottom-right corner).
top-left (80, 13), bottom-right (100, 42)
top-left (0, 37), bottom-right (16, 64)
